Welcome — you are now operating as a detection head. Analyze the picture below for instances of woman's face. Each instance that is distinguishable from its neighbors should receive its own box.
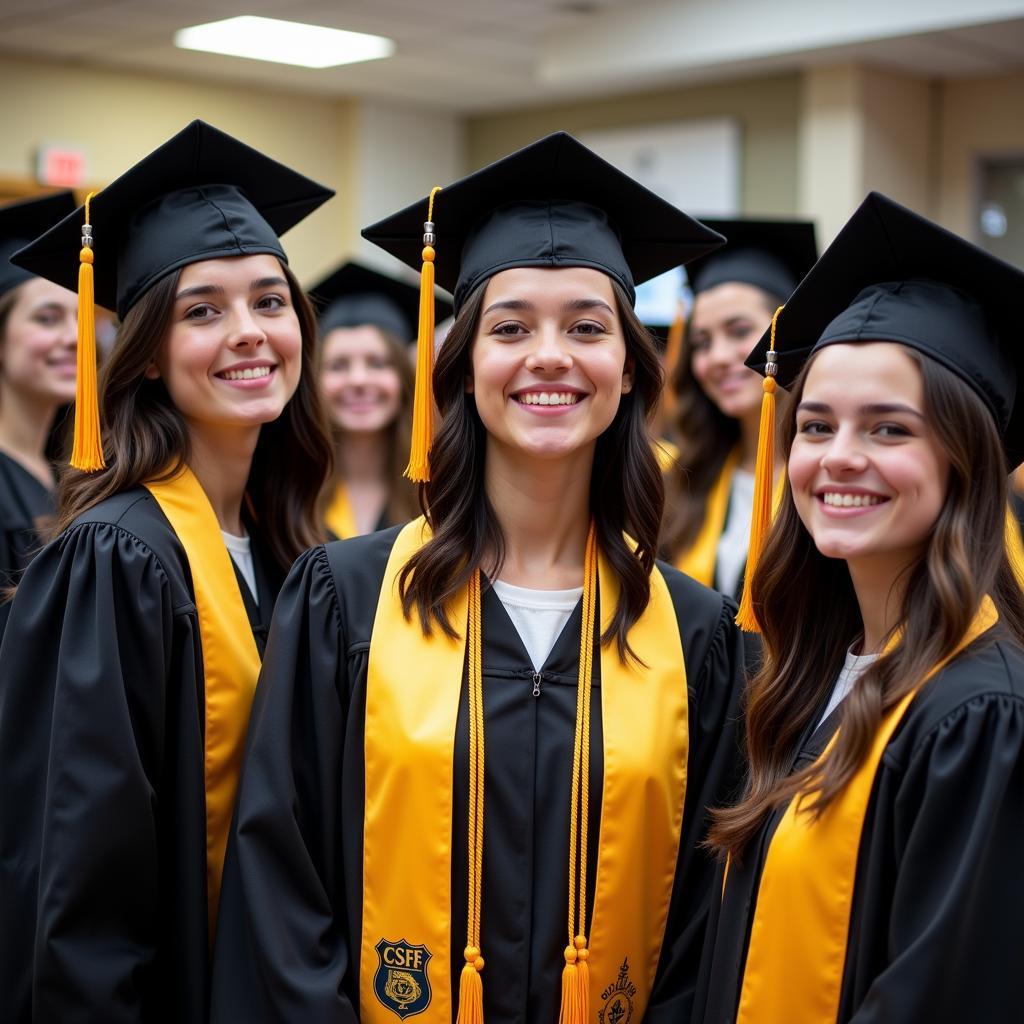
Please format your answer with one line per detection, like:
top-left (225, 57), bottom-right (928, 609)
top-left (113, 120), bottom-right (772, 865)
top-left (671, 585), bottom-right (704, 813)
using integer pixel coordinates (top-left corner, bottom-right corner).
top-left (1, 277), bottom-right (78, 406)
top-left (789, 342), bottom-right (949, 570)
top-left (469, 266), bottom-right (632, 464)
top-left (689, 282), bottom-right (773, 420)
top-left (320, 326), bottom-right (403, 435)
top-left (149, 254), bottom-right (302, 435)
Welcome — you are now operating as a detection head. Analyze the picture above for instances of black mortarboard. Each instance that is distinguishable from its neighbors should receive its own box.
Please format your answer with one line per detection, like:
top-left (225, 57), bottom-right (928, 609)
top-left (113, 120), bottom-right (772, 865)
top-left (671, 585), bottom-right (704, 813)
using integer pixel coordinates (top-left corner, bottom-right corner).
top-left (362, 131), bottom-right (724, 314)
top-left (12, 120), bottom-right (334, 319)
top-left (0, 191), bottom-right (77, 299)
top-left (685, 218), bottom-right (818, 300)
top-left (746, 191), bottom-right (1024, 463)
top-left (309, 261), bottom-right (452, 342)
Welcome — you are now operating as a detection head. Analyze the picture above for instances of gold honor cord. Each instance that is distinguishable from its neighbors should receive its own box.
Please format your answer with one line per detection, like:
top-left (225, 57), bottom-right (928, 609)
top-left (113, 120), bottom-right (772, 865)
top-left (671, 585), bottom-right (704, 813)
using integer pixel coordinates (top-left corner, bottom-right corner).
top-left (456, 569), bottom-right (486, 1024)
top-left (560, 523), bottom-right (599, 1024)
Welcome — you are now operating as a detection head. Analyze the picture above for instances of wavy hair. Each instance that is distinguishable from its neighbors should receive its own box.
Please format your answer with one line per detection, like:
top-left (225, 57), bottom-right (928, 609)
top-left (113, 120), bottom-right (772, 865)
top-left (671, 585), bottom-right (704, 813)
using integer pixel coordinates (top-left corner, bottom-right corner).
top-left (709, 347), bottom-right (1024, 858)
top-left (56, 262), bottom-right (332, 571)
top-left (398, 277), bottom-right (665, 658)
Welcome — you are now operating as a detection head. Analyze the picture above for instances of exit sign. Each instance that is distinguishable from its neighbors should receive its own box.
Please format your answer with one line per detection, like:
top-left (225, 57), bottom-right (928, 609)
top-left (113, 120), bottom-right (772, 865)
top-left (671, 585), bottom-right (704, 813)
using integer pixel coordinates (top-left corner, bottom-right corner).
top-left (36, 144), bottom-right (87, 188)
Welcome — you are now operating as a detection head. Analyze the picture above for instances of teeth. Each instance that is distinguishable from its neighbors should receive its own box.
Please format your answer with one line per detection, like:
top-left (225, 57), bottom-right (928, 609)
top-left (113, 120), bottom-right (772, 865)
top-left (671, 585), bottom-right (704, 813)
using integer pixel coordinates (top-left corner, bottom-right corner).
top-left (822, 492), bottom-right (885, 507)
top-left (516, 392), bottom-right (581, 406)
top-left (222, 366), bottom-right (271, 381)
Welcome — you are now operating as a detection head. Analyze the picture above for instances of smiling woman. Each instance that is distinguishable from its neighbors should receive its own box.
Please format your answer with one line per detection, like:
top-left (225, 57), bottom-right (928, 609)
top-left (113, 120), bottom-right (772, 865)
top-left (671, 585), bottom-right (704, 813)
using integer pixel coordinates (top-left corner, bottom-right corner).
top-left (0, 121), bottom-right (334, 1022)
top-left (696, 193), bottom-right (1024, 1024)
top-left (211, 133), bottom-right (748, 1024)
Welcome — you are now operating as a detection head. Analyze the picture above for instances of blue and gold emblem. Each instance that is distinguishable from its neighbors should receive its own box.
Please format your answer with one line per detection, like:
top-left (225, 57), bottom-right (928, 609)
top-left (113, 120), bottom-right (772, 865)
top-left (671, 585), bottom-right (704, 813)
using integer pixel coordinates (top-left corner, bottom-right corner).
top-left (374, 938), bottom-right (433, 1019)
top-left (598, 957), bottom-right (637, 1024)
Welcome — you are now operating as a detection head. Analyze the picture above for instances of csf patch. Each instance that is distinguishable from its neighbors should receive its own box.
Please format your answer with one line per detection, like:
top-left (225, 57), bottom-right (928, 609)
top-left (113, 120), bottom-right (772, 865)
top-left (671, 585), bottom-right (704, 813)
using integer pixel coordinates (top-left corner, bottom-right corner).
top-left (373, 938), bottom-right (433, 1020)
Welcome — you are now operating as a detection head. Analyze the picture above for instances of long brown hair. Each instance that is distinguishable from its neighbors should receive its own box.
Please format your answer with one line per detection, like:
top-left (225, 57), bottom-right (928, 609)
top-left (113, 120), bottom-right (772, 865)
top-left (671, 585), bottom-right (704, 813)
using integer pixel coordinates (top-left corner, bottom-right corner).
top-left (57, 262), bottom-right (332, 571)
top-left (398, 277), bottom-right (665, 657)
top-left (320, 325), bottom-right (418, 526)
top-left (709, 347), bottom-right (1024, 859)
top-left (661, 286), bottom-right (782, 559)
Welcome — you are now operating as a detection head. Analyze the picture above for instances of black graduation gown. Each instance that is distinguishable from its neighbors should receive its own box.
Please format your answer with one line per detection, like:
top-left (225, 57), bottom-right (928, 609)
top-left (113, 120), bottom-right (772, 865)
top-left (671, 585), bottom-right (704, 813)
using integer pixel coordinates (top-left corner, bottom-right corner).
top-left (0, 487), bottom-right (281, 1024)
top-left (210, 525), bottom-right (747, 1024)
top-left (0, 449), bottom-right (55, 637)
top-left (694, 632), bottom-right (1024, 1023)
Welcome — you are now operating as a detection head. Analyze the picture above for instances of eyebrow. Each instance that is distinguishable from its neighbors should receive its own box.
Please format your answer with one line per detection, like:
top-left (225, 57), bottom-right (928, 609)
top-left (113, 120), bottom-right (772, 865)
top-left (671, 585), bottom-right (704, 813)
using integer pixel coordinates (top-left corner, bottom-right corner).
top-left (797, 400), bottom-right (924, 420)
top-left (482, 297), bottom-right (615, 317)
top-left (175, 276), bottom-right (288, 302)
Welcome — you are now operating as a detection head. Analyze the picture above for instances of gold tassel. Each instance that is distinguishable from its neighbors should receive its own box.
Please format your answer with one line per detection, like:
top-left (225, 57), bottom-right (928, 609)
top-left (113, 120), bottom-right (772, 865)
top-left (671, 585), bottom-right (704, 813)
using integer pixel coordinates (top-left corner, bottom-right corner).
top-left (735, 306), bottom-right (783, 632)
top-left (405, 185), bottom-right (442, 483)
top-left (558, 947), bottom-right (581, 1024)
top-left (71, 192), bottom-right (105, 472)
top-left (456, 946), bottom-right (485, 1024)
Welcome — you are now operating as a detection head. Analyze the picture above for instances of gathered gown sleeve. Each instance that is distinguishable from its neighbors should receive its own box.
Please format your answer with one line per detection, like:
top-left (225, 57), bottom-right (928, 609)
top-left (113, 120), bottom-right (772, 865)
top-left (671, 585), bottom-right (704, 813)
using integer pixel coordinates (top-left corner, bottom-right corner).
top-left (0, 522), bottom-right (179, 1024)
top-left (211, 545), bottom-right (359, 1023)
top-left (847, 689), bottom-right (1024, 1023)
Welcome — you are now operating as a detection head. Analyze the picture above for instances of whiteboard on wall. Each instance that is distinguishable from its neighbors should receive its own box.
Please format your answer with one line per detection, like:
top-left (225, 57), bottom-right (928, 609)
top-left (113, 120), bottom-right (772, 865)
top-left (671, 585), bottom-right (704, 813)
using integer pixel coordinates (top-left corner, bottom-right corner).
top-left (580, 119), bottom-right (741, 217)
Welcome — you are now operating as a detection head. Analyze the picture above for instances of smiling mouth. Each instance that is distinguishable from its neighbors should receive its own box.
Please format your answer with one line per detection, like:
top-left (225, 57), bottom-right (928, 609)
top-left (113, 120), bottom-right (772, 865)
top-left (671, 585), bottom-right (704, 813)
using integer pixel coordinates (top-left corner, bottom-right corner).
top-left (512, 391), bottom-right (582, 406)
top-left (218, 366), bottom-right (273, 381)
top-left (819, 492), bottom-right (889, 508)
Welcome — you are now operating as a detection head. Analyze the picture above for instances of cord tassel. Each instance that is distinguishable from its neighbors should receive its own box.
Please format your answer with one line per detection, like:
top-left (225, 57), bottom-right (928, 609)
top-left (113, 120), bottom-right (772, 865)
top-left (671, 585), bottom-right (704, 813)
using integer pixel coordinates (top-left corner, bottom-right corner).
top-left (71, 192), bottom-right (104, 472)
top-left (405, 185), bottom-right (442, 483)
top-left (735, 305), bottom-right (783, 632)
top-left (456, 947), bottom-right (485, 1024)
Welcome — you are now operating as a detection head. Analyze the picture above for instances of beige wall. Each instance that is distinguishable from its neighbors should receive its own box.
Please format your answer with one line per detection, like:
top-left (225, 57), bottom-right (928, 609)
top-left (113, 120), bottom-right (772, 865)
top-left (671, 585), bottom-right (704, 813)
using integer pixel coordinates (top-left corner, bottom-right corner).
top-left (465, 73), bottom-right (802, 217)
top-left (937, 72), bottom-right (1024, 240)
top-left (0, 56), bottom-right (358, 283)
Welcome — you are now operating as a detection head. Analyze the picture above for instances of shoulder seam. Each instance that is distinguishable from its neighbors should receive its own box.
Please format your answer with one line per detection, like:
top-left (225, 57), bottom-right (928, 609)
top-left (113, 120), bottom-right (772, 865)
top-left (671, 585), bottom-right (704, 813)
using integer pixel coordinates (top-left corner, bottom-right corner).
top-left (62, 519), bottom-right (173, 591)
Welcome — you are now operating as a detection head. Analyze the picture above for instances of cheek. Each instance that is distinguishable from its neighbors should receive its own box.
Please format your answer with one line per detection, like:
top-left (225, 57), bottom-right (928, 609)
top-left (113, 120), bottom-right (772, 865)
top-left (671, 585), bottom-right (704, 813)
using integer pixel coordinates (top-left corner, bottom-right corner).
top-left (787, 440), bottom-right (819, 494)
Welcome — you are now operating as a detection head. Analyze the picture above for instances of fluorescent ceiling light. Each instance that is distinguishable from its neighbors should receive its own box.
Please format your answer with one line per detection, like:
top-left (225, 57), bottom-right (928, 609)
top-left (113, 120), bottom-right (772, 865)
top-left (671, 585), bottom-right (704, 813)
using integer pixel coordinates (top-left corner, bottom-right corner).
top-left (175, 16), bottom-right (395, 69)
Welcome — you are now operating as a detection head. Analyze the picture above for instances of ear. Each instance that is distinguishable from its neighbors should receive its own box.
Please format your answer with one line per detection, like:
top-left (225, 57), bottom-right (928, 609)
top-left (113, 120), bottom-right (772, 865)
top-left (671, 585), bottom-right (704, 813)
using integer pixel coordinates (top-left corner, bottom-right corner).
top-left (465, 370), bottom-right (474, 394)
top-left (621, 354), bottom-right (634, 394)
top-left (144, 360), bottom-right (161, 381)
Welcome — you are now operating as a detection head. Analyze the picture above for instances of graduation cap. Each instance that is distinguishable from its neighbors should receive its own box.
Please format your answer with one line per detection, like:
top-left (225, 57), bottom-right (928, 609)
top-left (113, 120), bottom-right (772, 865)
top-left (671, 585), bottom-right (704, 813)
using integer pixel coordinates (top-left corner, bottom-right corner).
top-left (10, 120), bottom-right (334, 472)
top-left (685, 217), bottom-right (818, 300)
top-left (0, 190), bottom-right (77, 299)
top-left (308, 261), bottom-right (452, 342)
top-left (736, 191), bottom-right (1024, 631)
top-left (361, 131), bottom-right (725, 481)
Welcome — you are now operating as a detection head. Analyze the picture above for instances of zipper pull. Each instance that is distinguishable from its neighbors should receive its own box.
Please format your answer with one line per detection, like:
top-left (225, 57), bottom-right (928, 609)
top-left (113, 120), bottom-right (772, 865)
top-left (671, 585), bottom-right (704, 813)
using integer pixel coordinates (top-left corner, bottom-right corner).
top-left (532, 672), bottom-right (542, 698)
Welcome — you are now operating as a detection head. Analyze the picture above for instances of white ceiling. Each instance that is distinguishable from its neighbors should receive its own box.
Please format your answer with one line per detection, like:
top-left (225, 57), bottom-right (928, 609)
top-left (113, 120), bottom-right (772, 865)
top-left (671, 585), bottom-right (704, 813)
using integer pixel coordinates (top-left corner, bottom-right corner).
top-left (1, 0), bottom-right (1023, 113)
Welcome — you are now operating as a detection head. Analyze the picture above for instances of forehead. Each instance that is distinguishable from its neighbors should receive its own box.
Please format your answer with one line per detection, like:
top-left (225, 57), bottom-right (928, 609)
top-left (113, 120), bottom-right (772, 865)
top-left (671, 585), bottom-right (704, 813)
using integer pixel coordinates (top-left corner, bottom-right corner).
top-left (690, 281), bottom-right (772, 327)
top-left (322, 324), bottom-right (393, 358)
top-left (481, 265), bottom-right (617, 306)
top-left (176, 252), bottom-right (284, 288)
top-left (803, 342), bottom-right (923, 406)
top-left (12, 276), bottom-right (77, 309)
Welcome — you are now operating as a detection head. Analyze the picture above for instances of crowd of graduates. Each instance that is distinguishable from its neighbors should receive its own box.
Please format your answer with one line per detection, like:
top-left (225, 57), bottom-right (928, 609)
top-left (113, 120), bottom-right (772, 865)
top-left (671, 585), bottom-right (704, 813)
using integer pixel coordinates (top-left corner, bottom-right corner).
top-left (0, 121), bottom-right (1021, 1023)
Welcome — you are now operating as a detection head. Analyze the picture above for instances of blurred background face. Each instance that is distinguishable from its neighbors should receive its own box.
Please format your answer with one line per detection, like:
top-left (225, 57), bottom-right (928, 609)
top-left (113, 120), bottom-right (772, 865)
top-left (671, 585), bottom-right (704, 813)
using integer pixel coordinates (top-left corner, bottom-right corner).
top-left (0, 277), bottom-right (78, 407)
top-left (320, 325), bottom-right (403, 435)
top-left (688, 282), bottom-right (774, 421)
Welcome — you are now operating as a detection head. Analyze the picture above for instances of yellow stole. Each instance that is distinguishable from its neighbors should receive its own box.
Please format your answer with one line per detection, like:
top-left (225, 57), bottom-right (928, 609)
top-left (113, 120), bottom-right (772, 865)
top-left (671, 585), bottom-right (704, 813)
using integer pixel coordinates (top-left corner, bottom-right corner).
top-left (325, 481), bottom-right (358, 540)
top-left (736, 596), bottom-right (999, 1024)
top-left (143, 466), bottom-right (262, 936)
top-left (1004, 502), bottom-right (1024, 587)
top-left (359, 518), bottom-right (689, 1023)
top-left (674, 449), bottom-right (740, 586)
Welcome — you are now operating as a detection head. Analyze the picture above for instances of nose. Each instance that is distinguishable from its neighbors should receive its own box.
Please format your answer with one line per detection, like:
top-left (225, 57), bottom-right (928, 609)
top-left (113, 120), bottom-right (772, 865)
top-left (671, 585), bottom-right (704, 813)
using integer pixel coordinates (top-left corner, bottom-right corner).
top-left (820, 423), bottom-right (869, 474)
top-left (524, 320), bottom-right (572, 373)
top-left (227, 303), bottom-right (266, 349)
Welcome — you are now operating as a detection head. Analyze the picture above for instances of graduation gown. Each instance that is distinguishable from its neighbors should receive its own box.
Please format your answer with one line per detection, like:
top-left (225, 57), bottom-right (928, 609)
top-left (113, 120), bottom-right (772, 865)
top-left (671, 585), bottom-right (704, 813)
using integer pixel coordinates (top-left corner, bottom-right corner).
top-left (694, 632), bottom-right (1024, 1023)
top-left (210, 526), bottom-right (747, 1023)
top-left (0, 449), bottom-right (55, 636)
top-left (0, 487), bottom-right (280, 1024)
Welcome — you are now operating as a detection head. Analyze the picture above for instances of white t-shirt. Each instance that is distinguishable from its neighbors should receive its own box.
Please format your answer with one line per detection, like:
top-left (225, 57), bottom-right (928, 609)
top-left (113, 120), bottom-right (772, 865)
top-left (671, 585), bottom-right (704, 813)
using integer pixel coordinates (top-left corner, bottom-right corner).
top-left (491, 579), bottom-right (583, 673)
top-left (715, 467), bottom-right (755, 599)
top-left (221, 529), bottom-right (258, 607)
top-left (817, 646), bottom-right (879, 728)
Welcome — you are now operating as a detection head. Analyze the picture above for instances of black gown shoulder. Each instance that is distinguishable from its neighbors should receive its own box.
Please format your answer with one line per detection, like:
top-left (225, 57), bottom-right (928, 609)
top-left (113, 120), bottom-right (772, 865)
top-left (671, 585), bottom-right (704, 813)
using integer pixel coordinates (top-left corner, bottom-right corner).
top-left (0, 486), bottom-right (279, 1024)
